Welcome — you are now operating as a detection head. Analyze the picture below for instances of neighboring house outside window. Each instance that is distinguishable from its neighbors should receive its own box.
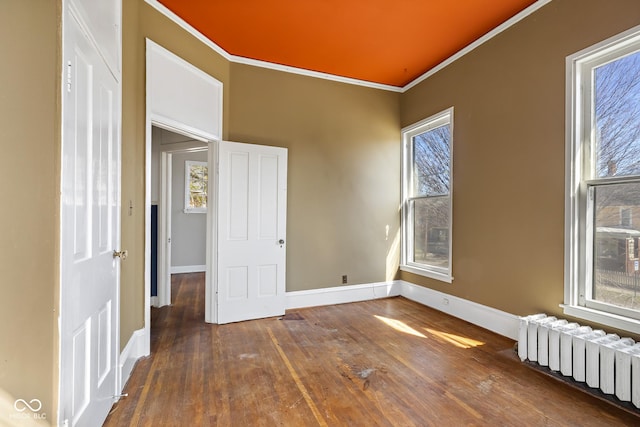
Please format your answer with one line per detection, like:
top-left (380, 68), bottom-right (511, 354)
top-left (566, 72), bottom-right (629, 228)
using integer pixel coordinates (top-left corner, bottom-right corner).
top-left (401, 108), bottom-right (454, 283)
top-left (184, 160), bottom-right (208, 213)
top-left (565, 25), bottom-right (640, 332)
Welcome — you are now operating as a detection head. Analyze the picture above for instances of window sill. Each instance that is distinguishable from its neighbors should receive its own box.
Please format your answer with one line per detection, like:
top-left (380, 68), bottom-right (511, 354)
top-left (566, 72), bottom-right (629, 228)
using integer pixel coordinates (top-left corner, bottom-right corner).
top-left (183, 209), bottom-right (207, 214)
top-left (561, 304), bottom-right (640, 335)
top-left (400, 264), bottom-right (453, 284)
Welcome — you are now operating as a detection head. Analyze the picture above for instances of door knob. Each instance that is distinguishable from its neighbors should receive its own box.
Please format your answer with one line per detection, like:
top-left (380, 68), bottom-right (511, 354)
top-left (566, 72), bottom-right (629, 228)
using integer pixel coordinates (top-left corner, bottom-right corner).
top-left (113, 250), bottom-right (128, 260)
top-left (278, 239), bottom-right (285, 245)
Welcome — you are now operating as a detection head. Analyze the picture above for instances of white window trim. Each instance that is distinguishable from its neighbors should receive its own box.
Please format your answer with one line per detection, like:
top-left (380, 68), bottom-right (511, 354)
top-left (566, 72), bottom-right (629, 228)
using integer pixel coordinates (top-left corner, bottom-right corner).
top-left (184, 160), bottom-right (208, 213)
top-left (564, 24), bottom-right (640, 334)
top-left (401, 107), bottom-right (454, 283)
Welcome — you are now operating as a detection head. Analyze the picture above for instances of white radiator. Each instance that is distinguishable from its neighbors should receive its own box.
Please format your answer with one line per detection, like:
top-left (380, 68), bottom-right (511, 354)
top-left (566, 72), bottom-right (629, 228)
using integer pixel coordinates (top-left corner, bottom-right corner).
top-left (518, 314), bottom-right (640, 409)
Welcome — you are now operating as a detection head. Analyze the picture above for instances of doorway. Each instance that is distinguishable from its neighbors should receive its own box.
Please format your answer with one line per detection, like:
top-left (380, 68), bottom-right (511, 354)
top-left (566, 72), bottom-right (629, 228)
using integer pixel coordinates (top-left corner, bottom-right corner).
top-left (151, 126), bottom-right (208, 308)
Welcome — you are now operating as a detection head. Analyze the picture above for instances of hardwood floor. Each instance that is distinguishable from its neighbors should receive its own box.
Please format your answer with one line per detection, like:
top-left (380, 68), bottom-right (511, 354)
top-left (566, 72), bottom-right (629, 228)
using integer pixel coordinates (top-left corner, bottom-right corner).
top-left (104, 273), bottom-right (640, 426)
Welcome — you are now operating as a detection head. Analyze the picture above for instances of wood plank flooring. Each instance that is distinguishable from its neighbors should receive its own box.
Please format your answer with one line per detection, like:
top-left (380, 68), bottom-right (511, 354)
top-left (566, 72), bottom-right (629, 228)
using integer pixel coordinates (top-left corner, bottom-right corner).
top-left (104, 273), bottom-right (640, 426)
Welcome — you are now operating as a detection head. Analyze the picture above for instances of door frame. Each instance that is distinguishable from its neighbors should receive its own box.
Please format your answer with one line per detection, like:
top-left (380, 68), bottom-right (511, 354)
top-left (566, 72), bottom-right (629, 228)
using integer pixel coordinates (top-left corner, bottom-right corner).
top-left (157, 144), bottom-right (208, 307)
top-left (145, 122), bottom-right (218, 332)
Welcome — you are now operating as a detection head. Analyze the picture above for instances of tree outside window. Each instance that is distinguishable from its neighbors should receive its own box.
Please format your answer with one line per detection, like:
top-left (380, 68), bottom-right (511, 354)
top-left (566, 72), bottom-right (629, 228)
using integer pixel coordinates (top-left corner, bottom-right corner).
top-left (185, 160), bottom-right (208, 213)
top-left (591, 50), bottom-right (640, 313)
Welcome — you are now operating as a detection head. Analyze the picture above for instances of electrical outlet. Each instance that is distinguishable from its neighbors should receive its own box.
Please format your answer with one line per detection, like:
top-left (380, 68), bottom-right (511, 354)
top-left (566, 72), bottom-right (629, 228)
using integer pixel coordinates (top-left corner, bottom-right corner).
top-left (342, 275), bottom-right (348, 284)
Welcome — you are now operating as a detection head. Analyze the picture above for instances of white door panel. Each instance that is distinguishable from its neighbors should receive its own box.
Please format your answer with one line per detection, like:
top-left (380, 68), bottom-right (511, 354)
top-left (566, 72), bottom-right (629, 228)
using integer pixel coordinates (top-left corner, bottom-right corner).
top-left (60, 2), bottom-right (121, 425)
top-left (217, 142), bottom-right (287, 324)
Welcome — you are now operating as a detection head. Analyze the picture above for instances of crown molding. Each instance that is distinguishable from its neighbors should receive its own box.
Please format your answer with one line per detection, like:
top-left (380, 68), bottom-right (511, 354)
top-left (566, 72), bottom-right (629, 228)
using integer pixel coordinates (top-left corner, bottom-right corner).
top-left (144, 0), bottom-right (231, 60)
top-left (144, 0), bottom-right (552, 93)
top-left (229, 55), bottom-right (403, 92)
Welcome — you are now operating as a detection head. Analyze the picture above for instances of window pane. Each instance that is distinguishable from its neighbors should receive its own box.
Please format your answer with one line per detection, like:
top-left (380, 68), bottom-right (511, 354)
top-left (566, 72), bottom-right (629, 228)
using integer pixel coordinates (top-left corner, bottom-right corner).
top-left (594, 50), bottom-right (640, 178)
top-left (187, 163), bottom-right (208, 209)
top-left (412, 125), bottom-right (450, 196)
top-left (412, 196), bottom-right (449, 269)
top-left (593, 182), bottom-right (640, 310)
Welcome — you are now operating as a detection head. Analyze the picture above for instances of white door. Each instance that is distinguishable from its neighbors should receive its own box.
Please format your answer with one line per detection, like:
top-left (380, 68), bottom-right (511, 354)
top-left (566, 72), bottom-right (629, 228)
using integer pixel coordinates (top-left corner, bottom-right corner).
top-left (217, 142), bottom-right (288, 324)
top-left (60, 1), bottom-right (121, 426)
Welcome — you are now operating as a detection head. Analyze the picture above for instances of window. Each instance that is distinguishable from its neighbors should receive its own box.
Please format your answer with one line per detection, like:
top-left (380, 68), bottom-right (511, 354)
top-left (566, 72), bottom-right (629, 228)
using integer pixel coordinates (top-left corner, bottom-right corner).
top-left (621, 207), bottom-right (633, 227)
top-left (401, 108), bottom-right (453, 282)
top-left (565, 26), bottom-right (640, 332)
top-left (184, 160), bottom-right (208, 213)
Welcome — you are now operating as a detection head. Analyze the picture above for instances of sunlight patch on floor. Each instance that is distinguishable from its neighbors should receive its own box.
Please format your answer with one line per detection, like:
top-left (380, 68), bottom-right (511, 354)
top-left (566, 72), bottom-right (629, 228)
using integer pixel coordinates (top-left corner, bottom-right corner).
top-left (374, 315), bottom-right (426, 338)
top-left (423, 328), bottom-right (484, 349)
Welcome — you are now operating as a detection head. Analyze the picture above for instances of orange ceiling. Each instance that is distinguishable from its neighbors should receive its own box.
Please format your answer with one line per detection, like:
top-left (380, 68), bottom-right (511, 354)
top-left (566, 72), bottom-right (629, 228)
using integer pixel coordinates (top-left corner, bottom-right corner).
top-left (158, 0), bottom-right (538, 87)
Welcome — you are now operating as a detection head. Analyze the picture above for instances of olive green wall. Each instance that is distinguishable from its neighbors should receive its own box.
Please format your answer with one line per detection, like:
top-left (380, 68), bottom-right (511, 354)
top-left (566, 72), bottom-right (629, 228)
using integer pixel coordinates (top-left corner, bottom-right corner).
top-left (0, 0), bottom-right (60, 421)
top-left (119, 0), bottom-right (231, 349)
top-left (400, 0), bottom-right (640, 330)
top-left (229, 64), bottom-right (401, 291)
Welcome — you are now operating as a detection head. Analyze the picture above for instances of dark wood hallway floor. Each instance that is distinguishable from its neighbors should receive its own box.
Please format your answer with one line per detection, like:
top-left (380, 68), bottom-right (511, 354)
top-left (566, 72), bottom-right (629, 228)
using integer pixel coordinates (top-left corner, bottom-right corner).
top-left (103, 273), bottom-right (640, 426)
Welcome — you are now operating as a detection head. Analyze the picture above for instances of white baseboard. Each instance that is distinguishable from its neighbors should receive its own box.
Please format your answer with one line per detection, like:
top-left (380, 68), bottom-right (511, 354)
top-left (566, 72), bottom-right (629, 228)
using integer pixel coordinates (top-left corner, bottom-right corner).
top-left (398, 281), bottom-right (519, 340)
top-left (170, 264), bottom-right (206, 274)
top-left (286, 281), bottom-right (403, 310)
top-left (285, 280), bottom-right (519, 340)
top-left (118, 328), bottom-right (148, 393)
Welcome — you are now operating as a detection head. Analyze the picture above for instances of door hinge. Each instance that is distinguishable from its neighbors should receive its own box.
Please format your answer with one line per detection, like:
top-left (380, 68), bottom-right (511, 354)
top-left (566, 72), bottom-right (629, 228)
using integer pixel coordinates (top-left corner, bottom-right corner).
top-left (66, 61), bottom-right (72, 93)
